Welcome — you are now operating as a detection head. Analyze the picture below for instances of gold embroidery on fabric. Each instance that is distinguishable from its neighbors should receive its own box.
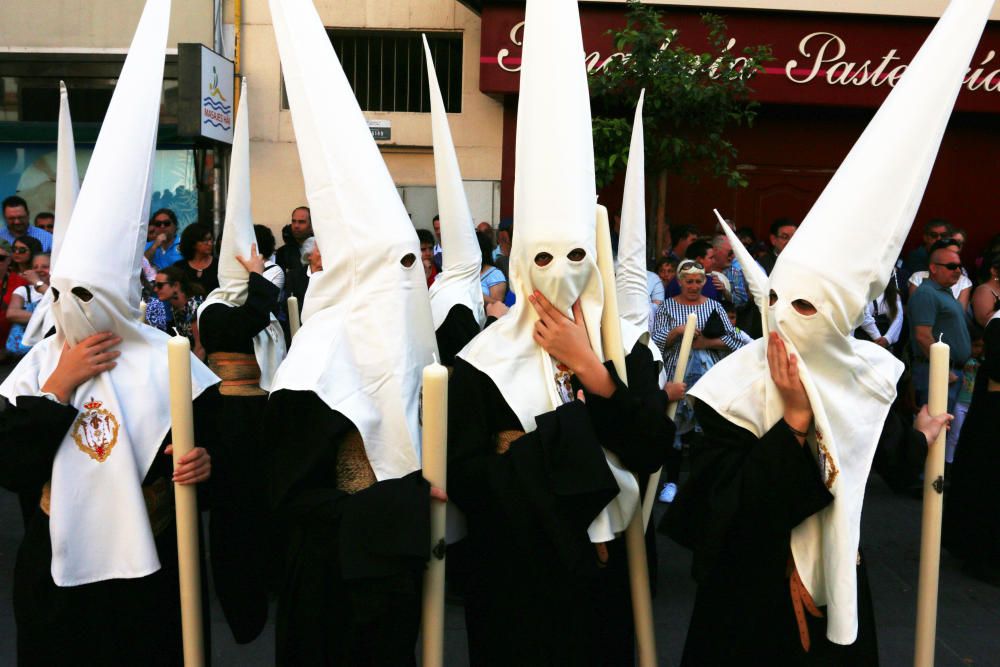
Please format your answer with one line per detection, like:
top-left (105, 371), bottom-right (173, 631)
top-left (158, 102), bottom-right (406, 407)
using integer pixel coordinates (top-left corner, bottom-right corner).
top-left (814, 428), bottom-right (839, 490)
top-left (336, 429), bottom-right (377, 494)
top-left (495, 429), bottom-right (525, 454)
top-left (71, 398), bottom-right (120, 463)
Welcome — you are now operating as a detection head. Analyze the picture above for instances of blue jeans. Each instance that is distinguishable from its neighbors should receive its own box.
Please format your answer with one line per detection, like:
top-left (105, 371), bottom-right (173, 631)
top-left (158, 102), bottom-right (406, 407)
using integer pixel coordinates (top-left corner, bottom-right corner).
top-left (911, 361), bottom-right (961, 415)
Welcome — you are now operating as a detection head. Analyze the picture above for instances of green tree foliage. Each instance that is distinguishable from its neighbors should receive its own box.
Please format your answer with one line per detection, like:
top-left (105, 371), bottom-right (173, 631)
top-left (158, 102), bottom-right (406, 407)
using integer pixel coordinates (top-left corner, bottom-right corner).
top-left (590, 1), bottom-right (773, 190)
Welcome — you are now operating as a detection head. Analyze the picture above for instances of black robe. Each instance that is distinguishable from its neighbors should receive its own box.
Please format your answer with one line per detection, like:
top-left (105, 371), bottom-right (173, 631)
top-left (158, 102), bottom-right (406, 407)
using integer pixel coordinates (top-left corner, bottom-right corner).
top-left (265, 390), bottom-right (432, 667)
top-left (663, 400), bottom-right (926, 666)
top-left (944, 317), bottom-right (1000, 577)
top-left (0, 388), bottom-right (221, 666)
top-left (448, 342), bottom-right (674, 667)
top-left (198, 272), bottom-right (280, 643)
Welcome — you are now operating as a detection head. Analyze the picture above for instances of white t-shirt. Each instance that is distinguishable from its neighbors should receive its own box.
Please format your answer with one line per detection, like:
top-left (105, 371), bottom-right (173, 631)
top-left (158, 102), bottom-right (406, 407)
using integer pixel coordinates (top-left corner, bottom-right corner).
top-left (12, 284), bottom-right (45, 304)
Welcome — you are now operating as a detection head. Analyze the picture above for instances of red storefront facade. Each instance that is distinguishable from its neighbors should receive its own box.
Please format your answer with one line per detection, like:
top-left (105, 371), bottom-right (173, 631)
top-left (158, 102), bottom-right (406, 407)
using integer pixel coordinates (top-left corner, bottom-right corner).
top-left (479, 3), bottom-right (1000, 257)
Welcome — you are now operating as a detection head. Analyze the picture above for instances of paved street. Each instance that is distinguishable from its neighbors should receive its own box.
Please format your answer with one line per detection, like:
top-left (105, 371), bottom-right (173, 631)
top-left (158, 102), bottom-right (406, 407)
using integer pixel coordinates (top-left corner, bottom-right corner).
top-left (2, 457), bottom-right (998, 665)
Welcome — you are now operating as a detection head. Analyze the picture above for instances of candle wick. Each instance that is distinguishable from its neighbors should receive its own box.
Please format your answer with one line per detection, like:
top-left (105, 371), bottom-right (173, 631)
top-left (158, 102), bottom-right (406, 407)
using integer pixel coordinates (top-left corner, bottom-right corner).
top-left (432, 352), bottom-right (440, 365)
top-left (938, 333), bottom-right (944, 343)
top-left (172, 327), bottom-right (181, 338)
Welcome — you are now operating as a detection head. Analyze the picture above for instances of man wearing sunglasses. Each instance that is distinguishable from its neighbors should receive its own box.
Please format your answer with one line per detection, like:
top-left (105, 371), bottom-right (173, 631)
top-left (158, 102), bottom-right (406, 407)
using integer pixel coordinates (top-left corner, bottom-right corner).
top-left (142, 207), bottom-right (183, 269)
top-left (908, 244), bottom-right (972, 412)
top-left (904, 217), bottom-right (951, 274)
top-left (2, 195), bottom-right (53, 253)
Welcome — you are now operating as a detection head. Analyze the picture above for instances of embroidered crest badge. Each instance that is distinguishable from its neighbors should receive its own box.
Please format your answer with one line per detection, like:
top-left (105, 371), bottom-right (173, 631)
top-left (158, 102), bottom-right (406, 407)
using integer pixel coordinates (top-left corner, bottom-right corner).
top-left (71, 398), bottom-right (120, 463)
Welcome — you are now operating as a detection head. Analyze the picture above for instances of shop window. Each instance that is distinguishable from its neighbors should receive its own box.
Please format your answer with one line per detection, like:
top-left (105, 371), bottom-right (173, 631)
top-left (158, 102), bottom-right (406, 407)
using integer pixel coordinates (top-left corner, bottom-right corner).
top-left (0, 54), bottom-right (179, 124)
top-left (281, 30), bottom-right (463, 113)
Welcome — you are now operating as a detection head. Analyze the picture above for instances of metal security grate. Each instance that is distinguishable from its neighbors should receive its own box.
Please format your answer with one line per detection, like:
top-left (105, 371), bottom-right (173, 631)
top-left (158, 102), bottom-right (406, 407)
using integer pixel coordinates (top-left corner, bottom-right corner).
top-left (328, 30), bottom-right (463, 113)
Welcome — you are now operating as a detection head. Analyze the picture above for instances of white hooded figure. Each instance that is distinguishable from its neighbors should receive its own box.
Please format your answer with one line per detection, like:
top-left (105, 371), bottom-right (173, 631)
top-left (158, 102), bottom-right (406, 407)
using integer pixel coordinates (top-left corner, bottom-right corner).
top-left (448, 0), bottom-right (674, 663)
top-left (670, 0), bottom-right (993, 660)
top-left (21, 81), bottom-right (78, 348)
top-left (0, 0), bottom-right (219, 663)
top-left (265, 0), bottom-right (440, 663)
top-left (423, 34), bottom-right (487, 347)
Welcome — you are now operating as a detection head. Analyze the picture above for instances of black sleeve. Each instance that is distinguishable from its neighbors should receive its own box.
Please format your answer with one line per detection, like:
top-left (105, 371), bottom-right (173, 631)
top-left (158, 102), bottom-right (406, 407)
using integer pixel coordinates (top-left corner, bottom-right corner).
top-left (448, 358), bottom-right (619, 575)
top-left (579, 342), bottom-right (674, 475)
top-left (983, 318), bottom-right (1000, 383)
top-left (199, 273), bottom-right (280, 354)
top-left (872, 407), bottom-right (928, 493)
top-left (0, 396), bottom-right (78, 494)
top-left (266, 390), bottom-right (431, 580)
top-left (434, 303), bottom-right (482, 366)
top-left (662, 401), bottom-right (832, 579)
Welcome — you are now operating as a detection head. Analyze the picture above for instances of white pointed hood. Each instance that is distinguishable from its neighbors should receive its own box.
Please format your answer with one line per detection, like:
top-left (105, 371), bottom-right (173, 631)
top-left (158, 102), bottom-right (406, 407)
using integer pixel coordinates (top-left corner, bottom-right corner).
top-left (22, 81), bottom-right (79, 347)
top-left (689, 0), bottom-right (993, 644)
top-left (424, 36), bottom-right (486, 331)
top-left (458, 0), bottom-right (640, 543)
top-left (615, 91), bottom-right (654, 349)
top-left (0, 0), bottom-right (218, 587)
top-left (198, 80), bottom-right (286, 390)
top-left (268, 0), bottom-right (437, 481)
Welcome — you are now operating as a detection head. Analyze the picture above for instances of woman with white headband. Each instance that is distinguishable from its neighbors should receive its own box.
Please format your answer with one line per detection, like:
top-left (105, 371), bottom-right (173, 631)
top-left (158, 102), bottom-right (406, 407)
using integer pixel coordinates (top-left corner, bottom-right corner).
top-left (663, 1), bottom-right (986, 662)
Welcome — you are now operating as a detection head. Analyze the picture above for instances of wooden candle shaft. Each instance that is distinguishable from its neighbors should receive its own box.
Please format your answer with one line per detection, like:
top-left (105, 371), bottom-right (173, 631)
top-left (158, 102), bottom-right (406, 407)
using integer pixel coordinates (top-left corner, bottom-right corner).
top-left (167, 337), bottom-right (204, 667)
top-left (914, 340), bottom-right (949, 667)
top-left (596, 204), bottom-right (657, 667)
top-left (644, 311), bottom-right (699, 528)
top-left (421, 362), bottom-right (449, 667)
top-left (287, 296), bottom-right (301, 338)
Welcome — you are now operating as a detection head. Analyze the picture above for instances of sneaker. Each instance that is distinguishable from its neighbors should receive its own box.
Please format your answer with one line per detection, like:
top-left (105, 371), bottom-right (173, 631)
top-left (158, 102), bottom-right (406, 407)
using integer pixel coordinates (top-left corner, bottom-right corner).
top-left (657, 482), bottom-right (678, 504)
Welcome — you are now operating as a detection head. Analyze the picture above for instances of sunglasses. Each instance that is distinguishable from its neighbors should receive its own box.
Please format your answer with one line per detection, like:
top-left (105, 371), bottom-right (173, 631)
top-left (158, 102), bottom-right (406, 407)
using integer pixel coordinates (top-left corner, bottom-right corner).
top-left (12, 246), bottom-right (29, 253)
top-left (153, 281), bottom-right (173, 289)
top-left (678, 260), bottom-right (705, 271)
top-left (933, 262), bottom-right (963, 271)
top-left (151, 219), bottom-right (173, 227)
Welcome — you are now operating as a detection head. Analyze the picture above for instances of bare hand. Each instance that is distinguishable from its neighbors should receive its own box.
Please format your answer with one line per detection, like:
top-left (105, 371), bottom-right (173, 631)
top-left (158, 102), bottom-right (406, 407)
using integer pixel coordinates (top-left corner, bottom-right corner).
top-left (711, 275), bottom-right (726, 293)
top-left (530, 292), bottom-right (615, 398)
top-left (235, 243), bottom-right (266, 276)
top-left (42, 332), bottom-right (122, 403)
top-left (767, 332), bottom-right (812, 435)
top-left (155, 233), bottom-right (167, 247)
top-left (430, 486), bottom-right (448, 502)
top-left (165, 445), bottom-right (212, 484)
top-left (21, 269), bottom-right (41, 284)
top-left (914, 405), bottom-right (953, 446)
top-left (875, 337), bottom-right (890, 349)
top-left (485, 301), bottom-right (509, 319)
top-left (948, 371), bottom-right (959, 385)
top-left (665, 381), bottom-right (687, 402)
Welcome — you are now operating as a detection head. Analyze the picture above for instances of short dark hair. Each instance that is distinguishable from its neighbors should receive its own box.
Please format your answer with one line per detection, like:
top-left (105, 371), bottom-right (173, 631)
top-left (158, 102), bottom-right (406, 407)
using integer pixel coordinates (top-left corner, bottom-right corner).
top-left (769, 218), bottom-right (797, 236)
top-left (149, 208), bottom-right (178, 227)
top-left (924, 218), bottom-right (950, 234)
top-left (34, 212), bottom-right (54, 224)
top-left (669, 224), bottom-right (698, 243)
top-left (416, 229), bottom-right (435, 246)
top-left (736, 226), bottom-right (756, 243)
top-left (2, 195), bottom-right (29, 215)
top-left (432, 215), bottom-right (440, 223)
top-left (253, 224), bottom-right (276, 258)
top-left (178, 223), bottom-right (213, 260)
top-left (158, 265), bottom-right (205, 297)
top-left (929, 239), bottom-right (961, 255)
top-left (654, 257), bottom-right (677, 273)
top-left (719, 299), bottom-right (737, 314)
top-left (292, 206), bottom-right (311, 220)
top-left (686, 239), bottom-right (713, 261)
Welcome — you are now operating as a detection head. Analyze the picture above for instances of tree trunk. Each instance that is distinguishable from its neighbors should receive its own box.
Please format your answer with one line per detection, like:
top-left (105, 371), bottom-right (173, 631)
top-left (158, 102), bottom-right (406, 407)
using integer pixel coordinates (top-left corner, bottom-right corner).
top-left (655, 169), bottom-right (668, 257)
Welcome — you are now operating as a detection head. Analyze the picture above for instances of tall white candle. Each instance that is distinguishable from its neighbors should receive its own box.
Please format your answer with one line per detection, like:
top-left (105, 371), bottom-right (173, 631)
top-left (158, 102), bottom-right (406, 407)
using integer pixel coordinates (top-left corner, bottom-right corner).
top-left (420, 359), bottom-right (449, 667)
top-left (643, 310), bottom-right (698, 528)
top-left (596, 203), bottom-right (657, 667)
top-left (914, 334), bottom-right (949, 667)
top-left (287, 295), bottom-right (301, 338)
top-left (167, 335), bottom-right (204, 667)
